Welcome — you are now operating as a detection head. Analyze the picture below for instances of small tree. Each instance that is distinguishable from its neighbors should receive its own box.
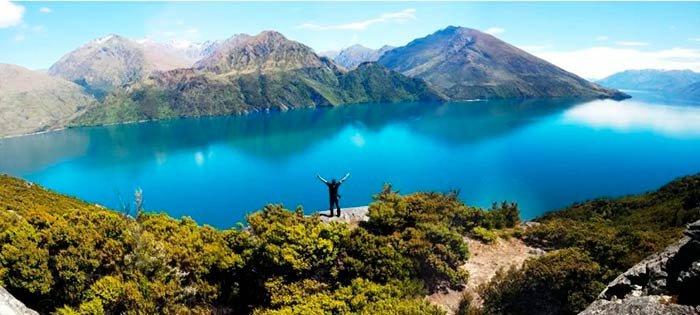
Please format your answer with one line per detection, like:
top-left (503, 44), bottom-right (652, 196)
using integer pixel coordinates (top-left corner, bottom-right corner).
top-left (134, 188), bottom-right (143, 219)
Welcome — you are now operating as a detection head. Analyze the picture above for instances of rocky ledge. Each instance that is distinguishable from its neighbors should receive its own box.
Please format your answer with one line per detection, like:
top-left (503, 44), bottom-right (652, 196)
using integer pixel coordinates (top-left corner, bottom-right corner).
top-left (1, 286), bottom-right (38, 315)
top-left (579, 220), bottom-right (700, 314)
top-left (316, 206), bottom-right (369, 229)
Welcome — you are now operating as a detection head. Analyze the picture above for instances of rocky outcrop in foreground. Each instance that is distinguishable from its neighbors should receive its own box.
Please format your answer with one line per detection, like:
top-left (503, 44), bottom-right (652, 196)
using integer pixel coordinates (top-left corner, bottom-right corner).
top-left (580, 220), bottom-right (700, 315)
top-left (0, 286), bottom-right (38, 315)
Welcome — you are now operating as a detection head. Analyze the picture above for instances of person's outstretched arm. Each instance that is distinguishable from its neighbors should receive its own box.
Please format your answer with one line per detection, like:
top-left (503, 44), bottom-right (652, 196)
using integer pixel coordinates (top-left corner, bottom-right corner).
top-left (317, 174), bottom-right (328, 184)
top-left (339, 173), bottom-right (350, 184)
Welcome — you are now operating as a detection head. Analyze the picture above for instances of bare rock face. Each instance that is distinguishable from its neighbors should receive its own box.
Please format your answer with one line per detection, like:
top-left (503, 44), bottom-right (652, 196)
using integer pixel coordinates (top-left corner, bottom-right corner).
top-left (0, 286), bottom-right (38, 315)
top-left (581, 296), bottom-right (699, 315)
top-left (579, 220), bottom-right (700, 315)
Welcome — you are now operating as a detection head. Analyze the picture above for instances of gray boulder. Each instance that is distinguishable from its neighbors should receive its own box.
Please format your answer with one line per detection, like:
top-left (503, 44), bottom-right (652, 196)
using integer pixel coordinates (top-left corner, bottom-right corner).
top-left (581, 296), bottom-right (699, 315)
top-left (0, 286), bottom-right (38, 315)
top-left (579, 220), bottom-right (700, 314)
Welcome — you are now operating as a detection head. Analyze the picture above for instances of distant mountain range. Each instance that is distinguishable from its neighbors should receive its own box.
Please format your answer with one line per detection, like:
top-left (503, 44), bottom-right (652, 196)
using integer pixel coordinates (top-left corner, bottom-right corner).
top-left (0, 25), bottom-right (631, 137)
top-left (322, 44), bottom-right (395, 69)
top-left (597, 69), bottom-right (700, 101)
top-left (74, 32), bottom-right (442, 126)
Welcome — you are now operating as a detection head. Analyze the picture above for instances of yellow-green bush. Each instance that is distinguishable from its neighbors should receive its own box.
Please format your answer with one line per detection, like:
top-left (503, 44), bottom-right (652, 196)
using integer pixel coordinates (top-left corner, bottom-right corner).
top-left (471, 227), bottom-right (497, 244)
top-left (480, 249), bottom-right (604, 315)
top-left (1, 175), bottom-right (485, 314)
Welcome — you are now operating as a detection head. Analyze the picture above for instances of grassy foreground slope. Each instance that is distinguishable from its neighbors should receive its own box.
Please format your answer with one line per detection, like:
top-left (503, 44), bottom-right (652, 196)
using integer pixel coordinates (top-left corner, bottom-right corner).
top-left (2, 173), bottom-right (698, 315)
top-left (0, 175), bottom-right (520, 314)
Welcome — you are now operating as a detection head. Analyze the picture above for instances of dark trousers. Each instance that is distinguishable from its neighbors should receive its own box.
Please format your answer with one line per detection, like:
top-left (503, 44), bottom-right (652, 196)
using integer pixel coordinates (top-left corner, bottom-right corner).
top-left (329, 197), bottom-right (341, 215)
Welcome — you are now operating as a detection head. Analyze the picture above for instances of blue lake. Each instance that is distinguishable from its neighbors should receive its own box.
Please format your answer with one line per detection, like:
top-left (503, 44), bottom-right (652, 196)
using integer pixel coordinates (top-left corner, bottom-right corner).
top-left (2, 92), bottom-right (700, 228)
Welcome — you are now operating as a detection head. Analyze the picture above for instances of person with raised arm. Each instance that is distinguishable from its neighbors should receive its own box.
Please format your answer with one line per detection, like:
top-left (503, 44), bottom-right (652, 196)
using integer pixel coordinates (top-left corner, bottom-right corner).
top-left (317, 173), bottom-right (350, 217)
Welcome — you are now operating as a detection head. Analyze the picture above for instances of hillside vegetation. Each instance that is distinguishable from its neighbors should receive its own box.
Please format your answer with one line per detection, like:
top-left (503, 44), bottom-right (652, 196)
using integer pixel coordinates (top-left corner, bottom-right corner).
top-left (0, 176), bottom-right (517, 314)
top-left (2, 173), bottom-right (698, 315)
top-left (471, 174), bottom-right (700, 315)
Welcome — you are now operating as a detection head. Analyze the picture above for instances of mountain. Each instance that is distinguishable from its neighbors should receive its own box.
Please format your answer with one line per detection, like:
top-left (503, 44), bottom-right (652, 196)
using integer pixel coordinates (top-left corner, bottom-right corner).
top-left (597, 69), bottom-right (700, 92)
top-left (47, 34), bottom-right (202, 97)
top-left (74, 32), bottom-right (443, 126)
top-left (137, 38), bottom-right (220, 65)
top-left (333, 44), bottom-right (394, 69)
top-left (675, 81), bottom-right (700, 101)
top-left (0, 64), bottom-right (95, 137)
top-left (378, 26), bottom-right (629, 100)
top-left (193, 31), bottom-right (325, 74)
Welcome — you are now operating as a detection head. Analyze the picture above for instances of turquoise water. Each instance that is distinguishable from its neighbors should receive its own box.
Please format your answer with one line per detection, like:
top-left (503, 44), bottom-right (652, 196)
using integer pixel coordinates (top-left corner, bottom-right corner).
top-left (2, 92), bottom-right (700, 228)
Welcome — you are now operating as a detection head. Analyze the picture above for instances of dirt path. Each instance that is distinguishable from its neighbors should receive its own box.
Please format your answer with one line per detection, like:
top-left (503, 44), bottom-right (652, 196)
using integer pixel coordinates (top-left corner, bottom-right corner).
top-left (427, 236), bottom-right (543, 314)
top-left (314, 207), bottom-right (543, 314)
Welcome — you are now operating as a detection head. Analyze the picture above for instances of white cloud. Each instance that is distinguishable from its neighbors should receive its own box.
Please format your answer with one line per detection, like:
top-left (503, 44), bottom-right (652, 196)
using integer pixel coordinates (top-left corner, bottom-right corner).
top-left (0, 0), bottom-right (24, 29)
top-left (690, 38), bottom-right (700, 42)
top-left (616, 41), bottom-right (650, 47)
top-left (484, 27), bottom-right (505, 35)
top-left (161, 31), bottom-right (177, 37)
top-left (298, 8), bottom-right (416, 31)
top-left (13, 33), bottom-right (25, 41)
top-left (184, 28), bottom-right (198, 36)
top-left (39, 7), bottom-right (51, 14)
top-left (523, 46), bottom-right (700, 80)
top-left (596, 36), bottom-right (609, 41)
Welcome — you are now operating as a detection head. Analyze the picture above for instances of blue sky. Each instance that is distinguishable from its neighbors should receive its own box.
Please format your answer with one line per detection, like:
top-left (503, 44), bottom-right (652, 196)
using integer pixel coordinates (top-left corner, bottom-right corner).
top-left (1, 1), bottom-right (700, 79)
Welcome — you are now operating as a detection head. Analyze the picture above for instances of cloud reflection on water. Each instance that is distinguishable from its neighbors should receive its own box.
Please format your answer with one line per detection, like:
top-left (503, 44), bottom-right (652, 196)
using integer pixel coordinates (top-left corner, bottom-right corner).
top-left (564, 100), bottom-right (700, 137)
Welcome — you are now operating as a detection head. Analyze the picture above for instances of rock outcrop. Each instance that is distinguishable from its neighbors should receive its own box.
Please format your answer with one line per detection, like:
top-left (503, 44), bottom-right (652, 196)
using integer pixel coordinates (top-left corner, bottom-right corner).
top-left (579, 220), bottom-right (700, 314)
top-left (0, 286), bottom-right (38, 315)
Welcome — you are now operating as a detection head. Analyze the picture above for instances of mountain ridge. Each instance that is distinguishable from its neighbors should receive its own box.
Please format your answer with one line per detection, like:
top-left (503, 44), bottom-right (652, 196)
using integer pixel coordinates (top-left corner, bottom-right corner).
top-left (73, 32), bottom-right (444, 126)
top-left (2, 26), bottom-right (633, 137)
top-left (597, 69), bottom-right (700, 92)
top-left (598, 69), bottom-right (700, 102)
top-left (47, 34), bottom-right (215, 97)
top-left (332, 44), bottom-right (395, 69)
top-left (378, 26), bottom-right (628, 100)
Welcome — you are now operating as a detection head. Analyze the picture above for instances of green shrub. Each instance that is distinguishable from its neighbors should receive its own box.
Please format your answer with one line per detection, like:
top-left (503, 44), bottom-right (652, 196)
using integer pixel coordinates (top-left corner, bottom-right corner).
top-left (480, 248), bottom-right (604, 315)
top-left (484, 201), bottom-right (520, 229)
top-left (471, 226), bottom-right (497, 244)
top-left (457, 291), bottom-right (482, 315)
